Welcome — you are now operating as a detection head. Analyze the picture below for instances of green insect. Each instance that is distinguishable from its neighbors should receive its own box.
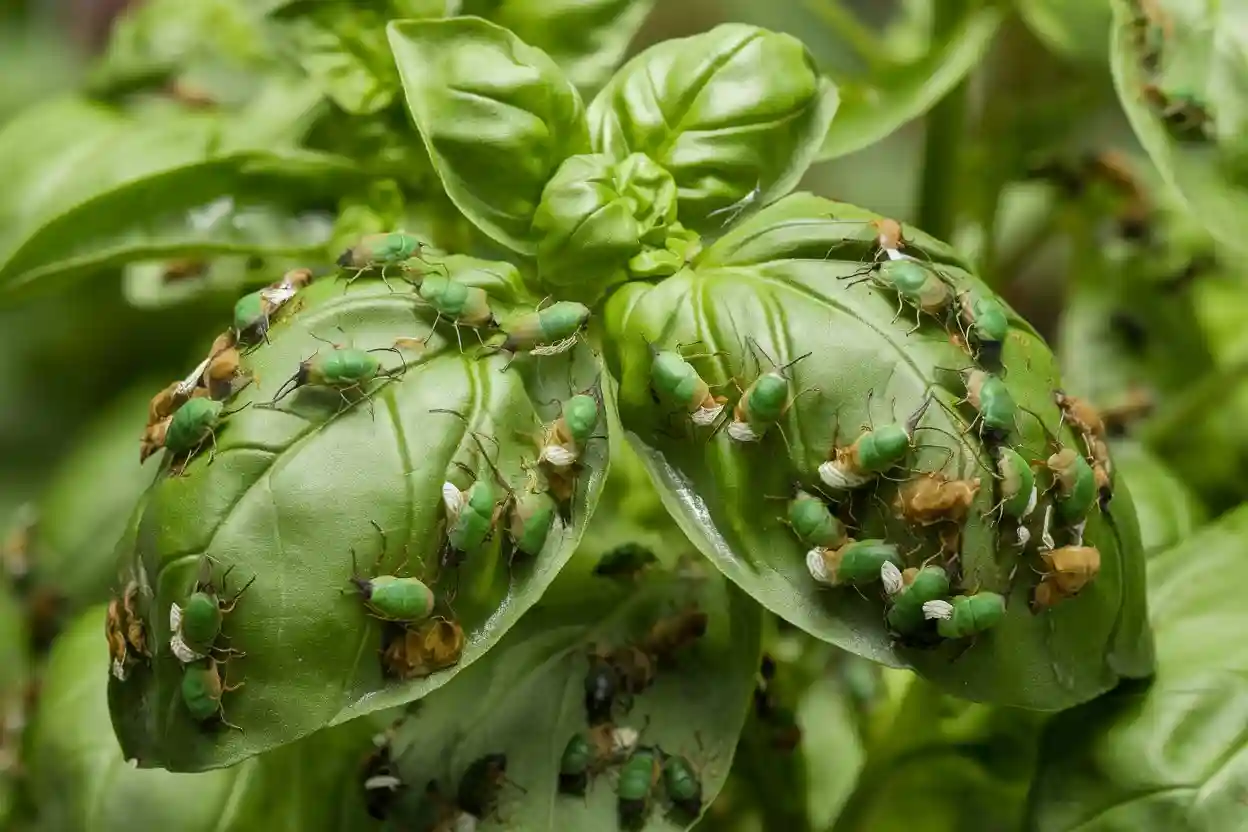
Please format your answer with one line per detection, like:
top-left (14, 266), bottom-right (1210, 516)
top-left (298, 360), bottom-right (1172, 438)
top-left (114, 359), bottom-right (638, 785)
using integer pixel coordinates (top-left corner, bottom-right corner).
top-left (807, 539), bottom-right (902, 588)
top-left (959, 293), bottom-right (1009, 348)
top-left (884, 564), bottom-right (951, 635)
top-left (181, 657), bottom-right (242, 729)
top-left (844, 257), bottom-right (954, 333)
top-left (784, 489), bottom-right (848, 550)
top-left (959, 369), bottom-right (1017, 437)
top-left (508, 489), bottom-right (558, 559)
top-left (337, 231), bottom-right (445, 289)
top-left (649, 341), bottom-right (728, 428)
top-left (1047, 447), bottom-right (1097, 526)
top-left (416, 275), bottom-right (498, 352)
top-left (430, 411), bottom-right (509, 571)
top-left (539, 393), bottom-right (601, 469)
top-left (819, 395), bottom-right (936, 490)
top-left (617, 746), bottom-right (663, 829)
top-left (559, 732), bottom-right (595, 797)
top-left (232, 289), bottom-right (277, 346)
top-left (346, 520), bottom-right (436, 623)
top-left (662, 752), bottom-right (704, 817)
top-left (494, 301), bottom-right (592, 367)
top-left (994, 446), bottom-right (1038, 546)
top-left (267, 332), bottom-right (405, 410)
top-left (161, 396), bottom-right (249, 464)
top-left (170, 555), bottom-right (254, 663)
top-left (923, 591), bottom-right (1007, 639)
top-left (593, 543), bottom-right (659, 580)
top-left (558, 724), bottom-right (637, 797)
top-left (726, 339), bottom-right (815, 444)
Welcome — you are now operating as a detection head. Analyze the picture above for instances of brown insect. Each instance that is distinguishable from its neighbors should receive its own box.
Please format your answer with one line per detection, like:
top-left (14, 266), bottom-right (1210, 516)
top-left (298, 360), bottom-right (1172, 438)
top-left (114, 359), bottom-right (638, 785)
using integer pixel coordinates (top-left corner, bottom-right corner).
top-left (382, 618), bottom-right (465, 680)
top-left (894, 473), bottom-right (981, 526)
top-left (640, 606), bottom-right (708, 665)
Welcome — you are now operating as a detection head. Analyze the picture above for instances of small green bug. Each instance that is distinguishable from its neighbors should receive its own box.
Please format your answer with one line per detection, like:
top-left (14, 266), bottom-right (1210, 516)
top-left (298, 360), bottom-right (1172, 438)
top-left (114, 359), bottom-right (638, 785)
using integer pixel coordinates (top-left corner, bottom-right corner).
top-left (662, 751), bottom-right (704, 817)
top-left (508, 489), bottom-right (558, 559)
top-left (807, 539), bottom-right (902, 588)
top-left (180, 657), bottom-right (242, 729)
top-left (648, 341), bottom-right (729, 428)
top-left (959, 292), bottom-right (1009, 353)
top-left (161, 396), bottom-right (250, 465)
top-left (267, 333), bottom-right (405, 411)
top-left (784, 489), bottom-right (848, 550)
top-left (430, 410), bottom-right (511, 571)
top-left (558, 732), bottom-right (594, 796)
top-left (1047, 447), bottom-right (1097, 525)
top-left (819, 396), bottom-right (934, 489)
top-left (558, 724), bottom-right (639, 797)
top-left (337, 231), bottom-right (445, 289)
top-left (884, 564), bottom-right (951, 635)
top-left (995, 447), bottom-right (1038, 520)
top-left (726, 339), bottom-right (815, 444)
top-left (417, 275), bottom-right (498, 352)
top-left (346, 521), bottom-right (436, 624)
top-left (233, 289), bottom-right (275, 345)
top-left (958, 369), bottom-right (1017, 437)
top-left (844, 258), bottom-right (953, 333)
top-left (170, 555), bottom-right (254, 663)
top-left (617, 746), bottom-right (662, 829)
top-left (493, 301), bottom-right (592, 368)
top-left (923, 592), bottom-right (1006, 639)
top-left (593, 543), bottom-right (659, 580)
top-left (538, 393), bottom-right (601, 468)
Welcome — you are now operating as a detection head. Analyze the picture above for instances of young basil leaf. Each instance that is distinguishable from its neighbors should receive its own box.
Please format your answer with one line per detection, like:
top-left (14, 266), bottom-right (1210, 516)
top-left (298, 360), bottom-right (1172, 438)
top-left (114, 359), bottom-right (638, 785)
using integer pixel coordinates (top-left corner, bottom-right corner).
top-left (388, 17), bottom-right (591, 255)
top-left (532, 152), bottom-right (695, 304)
top-left (461, 0), bottom-right (656, 92)
top-left (28, 606), bottom-right (386, 829)
top-left (601, 192), bottom-right (1153, 710)
top-left (110, 264), bottom-right (609, 770)
top-left (588, 24), bottom-right (838, 233)
top-left (1028, 505), bottom-right (1248, 831)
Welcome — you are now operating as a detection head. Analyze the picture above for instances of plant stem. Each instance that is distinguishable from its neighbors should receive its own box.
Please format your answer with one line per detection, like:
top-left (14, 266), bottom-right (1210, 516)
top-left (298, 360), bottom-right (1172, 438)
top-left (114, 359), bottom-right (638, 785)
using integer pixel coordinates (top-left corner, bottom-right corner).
top-left (916, 0), bottom-right (972, 241)
top-left (806, 0), bottom-right (885, 71)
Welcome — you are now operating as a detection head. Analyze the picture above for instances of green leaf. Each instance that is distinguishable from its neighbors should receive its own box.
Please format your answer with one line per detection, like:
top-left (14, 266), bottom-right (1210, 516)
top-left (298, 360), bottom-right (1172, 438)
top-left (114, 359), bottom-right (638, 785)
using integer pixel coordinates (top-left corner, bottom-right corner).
top-left (1028, 504), bottom-right (1248, 831)
top-left (110, 262), bottom-right (610, 770)
top-left (0, 96), bottom-right (348, 296)
top-left (1109, 0), bottom-right (1248, 254)
top-left (816, 7), bottom-right (1002, 162)
top-left (1017, 0), bottom-right (1112, 64)
top-left (272, 0), bottom-right (445, 116)
top-left (461, 0), bottom-right (656, 92)
top-left (532, 152), bottom-right (695, 304)
top-left (27, 605), bottom-right (386, 831)
top-left (388, 17), bottom-right (591, 255)
top-left (602, 192), bottom-right (1153, 709)
top-left (384, 518), bottom-right (760, 830)
top-left (1110, 439), bottom-right (1205, 556)
top-left (588, 24), bottom-right (838, 233)
top-left (0, 578), bottom-right (28, 827)
top-left (32, 385), bottom-right (161, 612)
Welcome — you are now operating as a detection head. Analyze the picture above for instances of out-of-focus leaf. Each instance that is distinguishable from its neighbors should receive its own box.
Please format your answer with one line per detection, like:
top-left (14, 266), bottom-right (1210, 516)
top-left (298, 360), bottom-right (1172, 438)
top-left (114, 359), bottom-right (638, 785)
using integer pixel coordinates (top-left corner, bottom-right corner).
top-left (1017, 0), bottom-right (1112, 64)
top-left (589, 24), bottom-right (838, 233)
top-left (31, 385), bottom-right (161, 613)
top-left (27, 605), bottom-right (386, 831)
top-left (1109, 0), bottom-right (1248, 254)
top-left (816, 7), bottom-right (1002, 161)
top-left (0, 96), bottom-right (351, 296)
top-left (1110, 439), bottom-right (1204, 555)
top-left (388, 17), bottom-right (591, 255)
top-left (0, 578), bottom-right (28, 827)
top-left (1027, 504), bottom-right (1248, 831)
top-left (602, 193), bottom-right (1153, 709)
top-left (461, 0), bottom-right (656, 92)
top-left (385, 517), bottom-right (760, 831)
top-left (111, 265), bottom-right (609, 771)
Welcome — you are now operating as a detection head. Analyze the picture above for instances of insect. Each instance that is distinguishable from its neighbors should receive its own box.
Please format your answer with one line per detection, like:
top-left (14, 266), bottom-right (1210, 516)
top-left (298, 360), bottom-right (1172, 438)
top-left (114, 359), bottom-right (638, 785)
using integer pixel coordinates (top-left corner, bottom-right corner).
top-left (648, 342), bottom-right (728, 428)
top-left (1046, 447), bottom-right (1097, 528)
top-left (147, 380), bottom-right (189, 427)
top-left (429, 412), bottom-right (512, 574)
top-left (783, 489), bottom-right (848, 550)
top-left (639, 606), bottom-right (708, 665)
top-left (607, 644), bottom-right (656, 695)
top-left (260, 267), bottom-right (314, 308)
top-left (558, 724), bottom-right (640, 796)
top-left (494, 301), bottom-right (592, 365)
top-left (457, 753), bottom-right (525, 820)
top-left (819, 396), bottom-right (935, 490)
top-left (806, 539), bottom-right (902, 588)
top-left (205, 342), bottom-right (243, 400)
top-left (180, 657), bottom-right (242, 729)
top-left (232, 288), bottom-right (286, 346)
top-left (958, 293), bottom-right (1009, 358)
top-left (843, 258), bottom-right (954, 333)
top-left (267, 334), bottom-right (405, 411)
top-left (884, 564), bottom-right (951, 635)
top-left (416, 275), bottom-right (498, 352)
top-left (507, 488), bottom-right (558, 560)
top-left (894, 473), bottom-right (980, 526)
top-left (169, 555), bottom-right (254, 664)
top-left (538, 392), bottom-right (601, 468)
top-left (823, 215), bottom-right (919, 263)
top-left (337, 231), bottom-right (444, 289)
top-left (617, 746), bottom-right (663, 830)
top-left (592, 543), bottom-right (659, 581)
top-left (922, 591), bottom-right (1006, 639)
top-left (994, 447), bottom-right (1038, 521)
top-left (140, 416), bottom-right (172, 464)
top-left (346, 521), bottom-right (436, 624)
top-left (662, 751), bottom-right (704, 818)
top-left (160, 396), bottom-right (249, 466)
top-left (1141, 84), bottom-right (1212, 142)
top-left (381, 616), bottom-right (465, 679)
top-left (106, 596), bottom-right (134, 681)
top-left (584, 653), bottom-right (621, 726)
top-left (958, 369), bottom-right (1017, 438)
top-left (1055, 390), bottom-right (1113, 506)
top-left (361, 722), bottom-right (406, 820)
top-left (725, 341), bottom-right (815, 444)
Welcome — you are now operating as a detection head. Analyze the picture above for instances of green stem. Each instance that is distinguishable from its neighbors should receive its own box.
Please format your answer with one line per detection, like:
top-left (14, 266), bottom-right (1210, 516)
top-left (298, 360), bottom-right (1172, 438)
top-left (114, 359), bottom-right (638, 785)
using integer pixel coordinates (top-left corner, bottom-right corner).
top-left (806, 0), bottom-right (886, 71)
top-left (916, 0), bottom-right (972, 241)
